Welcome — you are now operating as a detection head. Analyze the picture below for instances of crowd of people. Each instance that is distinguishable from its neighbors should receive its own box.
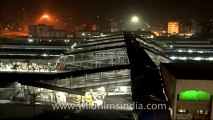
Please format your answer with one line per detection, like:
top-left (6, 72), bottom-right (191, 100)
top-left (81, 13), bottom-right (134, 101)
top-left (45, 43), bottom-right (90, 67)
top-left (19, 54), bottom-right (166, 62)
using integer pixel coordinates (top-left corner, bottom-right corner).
top-left (0, 62), bottom-right (58, 72)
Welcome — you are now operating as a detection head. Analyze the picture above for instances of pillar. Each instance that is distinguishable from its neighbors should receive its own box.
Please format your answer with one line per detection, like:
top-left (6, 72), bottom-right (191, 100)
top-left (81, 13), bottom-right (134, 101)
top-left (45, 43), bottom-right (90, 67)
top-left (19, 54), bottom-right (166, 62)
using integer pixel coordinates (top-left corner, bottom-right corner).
top-left (211, 95), bottom-right (213, 119)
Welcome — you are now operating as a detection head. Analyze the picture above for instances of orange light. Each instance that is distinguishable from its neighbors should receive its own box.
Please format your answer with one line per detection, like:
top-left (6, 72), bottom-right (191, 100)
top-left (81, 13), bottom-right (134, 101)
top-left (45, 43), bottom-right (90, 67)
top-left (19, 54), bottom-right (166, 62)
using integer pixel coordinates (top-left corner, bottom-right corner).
top-left (42, 15), bottom-right (49, 19)
top-left (168, 22), bottom-right (179, 35)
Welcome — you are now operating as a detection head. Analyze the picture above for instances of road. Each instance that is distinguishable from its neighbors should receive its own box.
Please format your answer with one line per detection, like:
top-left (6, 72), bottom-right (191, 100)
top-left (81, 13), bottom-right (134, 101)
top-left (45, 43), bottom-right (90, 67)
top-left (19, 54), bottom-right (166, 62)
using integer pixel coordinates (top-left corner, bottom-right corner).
top-left (0, 104), bottom-right (134, 120)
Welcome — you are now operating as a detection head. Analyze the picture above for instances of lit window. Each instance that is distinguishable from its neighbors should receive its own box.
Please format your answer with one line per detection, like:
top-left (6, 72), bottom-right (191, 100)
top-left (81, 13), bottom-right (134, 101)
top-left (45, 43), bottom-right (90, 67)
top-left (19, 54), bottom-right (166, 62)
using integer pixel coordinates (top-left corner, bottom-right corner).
top-left (197, 110), bottom-right (204, 115)
top-left (204, 110), bottom-right (208, 115)
top-left (177, 109), bottom-right (187, 114)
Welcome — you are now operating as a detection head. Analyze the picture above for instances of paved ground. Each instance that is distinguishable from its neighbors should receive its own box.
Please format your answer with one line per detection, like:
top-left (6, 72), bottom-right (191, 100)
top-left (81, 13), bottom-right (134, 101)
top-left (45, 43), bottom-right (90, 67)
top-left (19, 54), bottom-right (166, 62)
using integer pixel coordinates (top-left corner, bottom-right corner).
top-left (0, 103), bottom-right (134, 120)
top-left (30, 110), bottom-right (134, 120)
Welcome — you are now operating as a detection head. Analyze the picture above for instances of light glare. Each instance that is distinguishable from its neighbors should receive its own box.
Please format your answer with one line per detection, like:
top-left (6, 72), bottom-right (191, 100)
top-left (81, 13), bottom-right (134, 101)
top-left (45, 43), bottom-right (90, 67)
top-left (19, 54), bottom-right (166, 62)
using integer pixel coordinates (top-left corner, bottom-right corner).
top-left (131, 16), bottom-right (139, 23)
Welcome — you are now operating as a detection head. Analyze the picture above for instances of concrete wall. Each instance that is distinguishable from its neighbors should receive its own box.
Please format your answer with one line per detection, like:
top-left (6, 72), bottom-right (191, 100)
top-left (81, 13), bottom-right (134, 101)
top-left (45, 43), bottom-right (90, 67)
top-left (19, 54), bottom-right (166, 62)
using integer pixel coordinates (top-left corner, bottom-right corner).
top-left (177, 101), bottom-right (210, 112)
top-left (176, 80), bottom-right (213, 95)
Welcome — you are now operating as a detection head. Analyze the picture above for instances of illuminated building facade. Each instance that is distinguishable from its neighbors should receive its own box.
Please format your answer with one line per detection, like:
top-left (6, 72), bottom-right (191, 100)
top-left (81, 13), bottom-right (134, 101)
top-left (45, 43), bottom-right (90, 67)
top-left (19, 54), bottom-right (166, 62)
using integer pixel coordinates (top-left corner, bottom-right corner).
top-left (168, 22), bottom-right (179, 35)
top-left (161, 63), bottom-right (213, 120)
top-left (28, 24), bottom-right (66, 38)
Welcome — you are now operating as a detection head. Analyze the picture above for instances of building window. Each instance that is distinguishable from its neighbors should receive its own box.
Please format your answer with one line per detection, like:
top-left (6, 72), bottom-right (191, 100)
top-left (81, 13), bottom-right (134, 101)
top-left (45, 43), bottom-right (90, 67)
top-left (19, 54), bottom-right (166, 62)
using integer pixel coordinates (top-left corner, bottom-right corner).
top-left (177, 109), bottom-right (188, 114)
top-left (204, 110), bottom-right (209, 115)
top-left (197, 110), bottom-right (209, 115)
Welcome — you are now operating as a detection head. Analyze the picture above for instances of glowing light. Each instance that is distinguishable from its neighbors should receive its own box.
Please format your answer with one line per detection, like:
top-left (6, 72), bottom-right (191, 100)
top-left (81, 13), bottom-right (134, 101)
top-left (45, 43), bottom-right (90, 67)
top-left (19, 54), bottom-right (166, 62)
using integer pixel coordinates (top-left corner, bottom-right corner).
top-left (131, 16), bottom-right (139, 23)
top-left (64, 39), bottom-right (70, 43)
top-left (188, 49), bottom-right (193, 53)
top-left (208, 57), bottom-right (213, 61)
top-left (178, 49), bottom-right (183, 52)
top-left (162, 31), bottom-right (166, 33)
top-left (180, 57), bottom-right (187, 60)
top-left (194, 57), bottom-right (202, 61)
top-left (71, 43), bottom-right (77, 49)
top-left (42, 54), bottom-right (48, 57)
top-left (43, 15), bottom-right (49, 19)
top-left (168, 22), bottom-right (179, 35)
top-left (36, 14), bottom-right (53, 24)
top-left (28, 39), bottom-right (33, 43)
top-left (170, 56), bottom-right (177, 60)
top-left (154, 31), bottom-right (159, 36)
top-left (179, 90), bottom-right (211, 101)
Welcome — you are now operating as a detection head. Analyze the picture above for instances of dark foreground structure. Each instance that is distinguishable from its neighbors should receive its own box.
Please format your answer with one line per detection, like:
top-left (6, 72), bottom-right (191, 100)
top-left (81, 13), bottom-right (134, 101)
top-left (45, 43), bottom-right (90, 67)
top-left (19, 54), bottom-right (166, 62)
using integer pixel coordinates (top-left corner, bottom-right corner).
top-left (124, 32), bottom-right (171, 119)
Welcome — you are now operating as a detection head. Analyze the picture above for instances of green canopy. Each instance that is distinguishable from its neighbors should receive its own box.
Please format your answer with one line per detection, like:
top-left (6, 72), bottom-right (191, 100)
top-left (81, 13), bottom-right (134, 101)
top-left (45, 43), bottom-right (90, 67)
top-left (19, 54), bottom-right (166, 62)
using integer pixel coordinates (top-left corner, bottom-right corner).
top-left (179, 90), bottom-right (211, 101)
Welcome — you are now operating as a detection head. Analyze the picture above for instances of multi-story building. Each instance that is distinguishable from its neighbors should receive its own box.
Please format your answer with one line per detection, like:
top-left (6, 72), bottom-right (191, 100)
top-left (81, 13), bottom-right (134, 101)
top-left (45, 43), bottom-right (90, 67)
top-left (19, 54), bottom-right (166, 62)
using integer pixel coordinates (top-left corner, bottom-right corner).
top-left (28, 24), bottom-right (67, 38)
top-left (190, 20), bottom-right (200, 34)
top-left (168, 22), bottom-right (179, 35)
top-left (150, 20), bottom-right (167, 36)
top-left (179, 22), bottom-right (191, 34)
top-left (110, 20), bottom-right (124, 32)
top-left (190, 20), bottom-right (213, 37)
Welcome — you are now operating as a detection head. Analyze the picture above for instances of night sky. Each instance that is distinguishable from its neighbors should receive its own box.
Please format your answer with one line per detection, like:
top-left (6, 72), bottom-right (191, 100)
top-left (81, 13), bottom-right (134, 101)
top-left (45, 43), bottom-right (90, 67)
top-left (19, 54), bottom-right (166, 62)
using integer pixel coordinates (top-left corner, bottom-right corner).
top-left (1, 0), bottom-right (213, 24)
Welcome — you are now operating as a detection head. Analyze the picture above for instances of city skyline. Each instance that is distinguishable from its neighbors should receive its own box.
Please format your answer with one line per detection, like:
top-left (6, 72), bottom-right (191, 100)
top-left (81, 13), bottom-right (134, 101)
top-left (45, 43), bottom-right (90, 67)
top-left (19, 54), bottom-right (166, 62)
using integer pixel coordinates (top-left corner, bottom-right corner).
top-left (1, 1), bottom-right (213, 120)
top-left (1, 0), bottom-right (213, 25)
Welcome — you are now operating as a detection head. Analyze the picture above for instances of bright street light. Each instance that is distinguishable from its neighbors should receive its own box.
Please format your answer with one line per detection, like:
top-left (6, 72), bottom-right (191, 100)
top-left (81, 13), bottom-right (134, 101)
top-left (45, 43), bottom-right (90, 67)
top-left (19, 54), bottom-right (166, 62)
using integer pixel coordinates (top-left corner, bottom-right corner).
top-left (37, 14), bottom-right (53, 25)
top-left (131, 16), bottom-right (139, 23)
top-left (42, 15), bottom-right (49, 19)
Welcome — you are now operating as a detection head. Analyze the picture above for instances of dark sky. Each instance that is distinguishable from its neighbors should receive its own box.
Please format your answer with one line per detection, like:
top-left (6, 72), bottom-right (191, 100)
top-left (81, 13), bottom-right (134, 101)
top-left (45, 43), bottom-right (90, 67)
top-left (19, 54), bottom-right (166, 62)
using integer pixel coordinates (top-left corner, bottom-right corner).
top-left (1, 0), bottom-right (213, 24)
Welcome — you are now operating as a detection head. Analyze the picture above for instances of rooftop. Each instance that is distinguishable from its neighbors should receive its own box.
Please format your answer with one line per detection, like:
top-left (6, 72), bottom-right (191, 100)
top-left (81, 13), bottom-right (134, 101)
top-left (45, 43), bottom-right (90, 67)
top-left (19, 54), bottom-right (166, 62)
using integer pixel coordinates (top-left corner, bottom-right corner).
top-left (160, 63), bottom-right (213, 80)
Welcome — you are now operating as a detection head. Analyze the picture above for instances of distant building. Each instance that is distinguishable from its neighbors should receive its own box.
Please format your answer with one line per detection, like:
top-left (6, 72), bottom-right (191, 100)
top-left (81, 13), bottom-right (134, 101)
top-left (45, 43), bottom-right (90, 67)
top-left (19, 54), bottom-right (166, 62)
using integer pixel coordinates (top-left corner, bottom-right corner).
top-left (168, 22), bottom-right (179, 35)
top-left (110, 21), bottom-right (119, 32)
top-left (199, 21), bottom-right (213, 37)
top-left (151, 20), bottom-right (167, 36)
top-left (190, 20), bottom-right (213, 38)
top-left (91, 24), bottom-right (98, 31)
top-left (110, 20), bottom-right (123, 32)
top-left (28, 24), bottom-right (67, 38)
top-left (179, 22), bottom-right (190, 34)
top-left (190, 20), bottom-right (200, 34)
